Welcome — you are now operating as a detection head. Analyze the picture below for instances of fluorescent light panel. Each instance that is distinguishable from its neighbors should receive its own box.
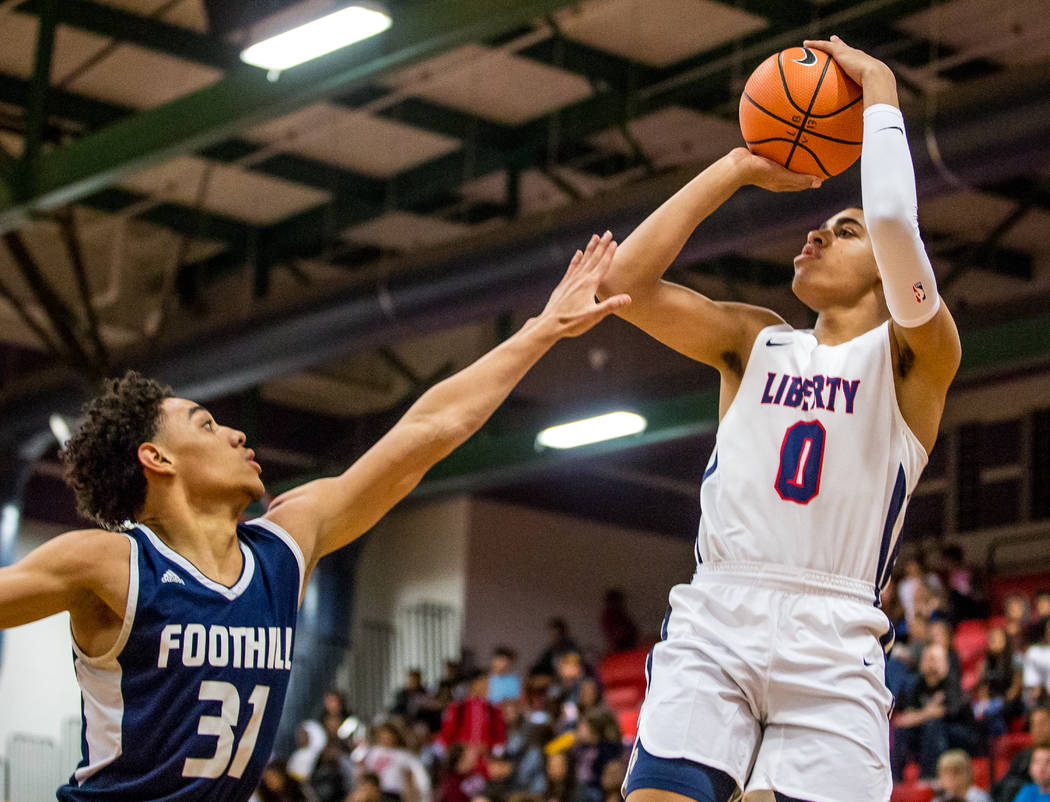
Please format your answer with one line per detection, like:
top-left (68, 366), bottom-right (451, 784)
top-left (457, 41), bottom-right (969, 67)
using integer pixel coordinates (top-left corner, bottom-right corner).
top-left (536, 411), bottom-right (647, 450)
top-left (240, 5), bottom-right (392, 71)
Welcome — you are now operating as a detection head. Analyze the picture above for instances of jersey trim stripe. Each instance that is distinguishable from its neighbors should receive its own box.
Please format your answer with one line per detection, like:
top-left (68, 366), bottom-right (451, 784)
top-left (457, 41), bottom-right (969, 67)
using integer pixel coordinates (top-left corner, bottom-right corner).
top-left (71, 534), bottom-right (139, 667)
top-left (136, 524), bottom-right (256, 600)
top-left (72, 536), bottom-right (139, 784)
top-left (875, 465), bottom-right (907, 593)
top-left (245, 517), bottom-right (305, 603)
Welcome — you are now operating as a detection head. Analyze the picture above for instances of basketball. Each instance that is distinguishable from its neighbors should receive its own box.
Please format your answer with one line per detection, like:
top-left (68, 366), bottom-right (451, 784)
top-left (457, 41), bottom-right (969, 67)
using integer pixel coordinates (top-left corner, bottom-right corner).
top-left (739, 46), bottom-right (863, 177)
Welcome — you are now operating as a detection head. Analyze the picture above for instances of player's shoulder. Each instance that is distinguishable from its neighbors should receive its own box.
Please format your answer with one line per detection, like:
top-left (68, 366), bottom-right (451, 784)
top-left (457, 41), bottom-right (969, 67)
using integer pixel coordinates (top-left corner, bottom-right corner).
top-left (723, 302), bottom-right (788, 339)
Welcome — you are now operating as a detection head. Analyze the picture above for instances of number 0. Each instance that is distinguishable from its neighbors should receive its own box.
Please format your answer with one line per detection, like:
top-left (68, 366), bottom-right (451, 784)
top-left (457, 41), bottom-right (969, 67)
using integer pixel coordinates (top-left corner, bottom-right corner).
top-left (775, 420), bottom-right (826, 504)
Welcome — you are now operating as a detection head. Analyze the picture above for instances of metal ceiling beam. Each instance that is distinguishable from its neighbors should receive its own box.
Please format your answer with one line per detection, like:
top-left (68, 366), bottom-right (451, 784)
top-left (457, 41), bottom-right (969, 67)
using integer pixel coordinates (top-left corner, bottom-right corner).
top-left (0, 0), bottom-right (583, 228)
top-left (19, 0), bottom-right (239, 69)
top-left (0, 73), bottom-right (128, 130)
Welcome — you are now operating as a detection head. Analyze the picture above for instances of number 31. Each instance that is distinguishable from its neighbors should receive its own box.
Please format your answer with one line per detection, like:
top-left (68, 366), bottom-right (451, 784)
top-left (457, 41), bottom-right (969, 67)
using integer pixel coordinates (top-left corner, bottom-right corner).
top-left (183, 681), bottom-right (270, 779)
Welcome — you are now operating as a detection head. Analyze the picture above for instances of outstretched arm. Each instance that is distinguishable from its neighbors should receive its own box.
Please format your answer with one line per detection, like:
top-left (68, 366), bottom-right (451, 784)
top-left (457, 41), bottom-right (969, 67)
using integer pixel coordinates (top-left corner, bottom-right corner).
top-left (266, 234), bottom-right (631, 576)
top-left (805, 36), bottom-right (961, 451)
top-left (597, 149), bottom-right (820, 372)
top-left (0, 528), bottom-right (129, 631)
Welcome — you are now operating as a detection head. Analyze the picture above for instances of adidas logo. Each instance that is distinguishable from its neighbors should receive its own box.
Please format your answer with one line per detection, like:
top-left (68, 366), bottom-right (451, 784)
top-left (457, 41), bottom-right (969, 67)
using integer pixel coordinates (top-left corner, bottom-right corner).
top-left (161, 569), bottom-right (185, 586)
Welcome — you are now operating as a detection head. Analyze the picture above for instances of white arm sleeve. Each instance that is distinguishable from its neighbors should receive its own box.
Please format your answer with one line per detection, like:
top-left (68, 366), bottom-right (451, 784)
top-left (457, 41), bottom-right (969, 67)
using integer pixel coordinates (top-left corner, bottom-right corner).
top-left (861, 103), bottom-right (940, 328)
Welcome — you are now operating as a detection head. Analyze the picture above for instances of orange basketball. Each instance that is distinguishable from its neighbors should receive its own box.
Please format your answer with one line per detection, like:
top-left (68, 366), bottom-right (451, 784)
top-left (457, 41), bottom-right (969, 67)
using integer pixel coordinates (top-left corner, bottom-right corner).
top-left (739, 46), bottom-right (863, 177)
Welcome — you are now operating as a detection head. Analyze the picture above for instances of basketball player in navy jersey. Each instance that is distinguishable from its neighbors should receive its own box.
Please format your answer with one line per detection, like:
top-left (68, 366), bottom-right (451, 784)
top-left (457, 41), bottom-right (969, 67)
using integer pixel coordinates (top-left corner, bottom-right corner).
top-left (599, 38), bottom-right (961, 802)
top-left (0, 234), bottom-right (629, 801)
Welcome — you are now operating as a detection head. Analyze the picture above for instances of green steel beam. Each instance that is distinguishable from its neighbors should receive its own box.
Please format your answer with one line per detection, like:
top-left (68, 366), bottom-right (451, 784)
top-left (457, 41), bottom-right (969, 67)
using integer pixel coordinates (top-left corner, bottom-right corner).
top-left (0, 0), bottom-right (584, 227)
top-left (22, 0), bottom-right (57, 169)
top-left (20, 0), bottom-right (239, 69)
top-left (0, 73), bottom-right (128, 130)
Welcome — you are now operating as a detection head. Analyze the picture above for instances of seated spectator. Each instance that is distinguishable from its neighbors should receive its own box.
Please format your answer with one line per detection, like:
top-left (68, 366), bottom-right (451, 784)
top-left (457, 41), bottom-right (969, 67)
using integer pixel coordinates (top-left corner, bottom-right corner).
top-left (992, 708), bottom-right (1050, 802)
top-left (311, 742), bottom-right (354, 802)
top-left (348, 772), bottom-right (388, 802)
top-left (1013, 743), bottom-right (1050, 802)
top-left (489, 648), bottom-right (522, 705)
top-left (1025, 620), bottom-right (1050, 709)
top-left (531, 619), bottom-right (580, 679)
top-left (514, 724), bottom-right (554, 795)
top-left (439, 671), bottom-right (507, 763)
top-left (543, 749), bottom-right (581, 802)
top-left (438, 745), bottom-right (486, 802)
top-left (882, 576), bottom-right (910, 644)
top-left (253, 759), bottom-right (310, 802)
top-left (393, 669), bottom-right (432, 721)
top-left (576, 678), bottom-right (612, 722)
top-left (1004, 594), bottom-right (1031, 653)
top-left (939, 544), bottom-right (987, 623)
top-left (600, 589), bottom-right (638, 654)
top-left (899, 553), bottom-right (945, 622)
top-left (550, 652), bottom-right (588, 732)
top-left (572, 711), bottom-right (622, 802)
top-left (933, 749), bottom-right (991, 802)
top-left (929, 619), bottom-right (964, 685)
top-left (1029, 593), bottom-right (1050, 646)
top-left (352, 723), bottom-right (432, 802)
top-left (891, 642), bottom-right (975, 781)
top-left (598, 758), bottom-right (626, 802)
top-left (472, 753), bottom-right (518, 802)
top-left (289, 720), bottom-right (328, 783)
top-left (977, 627), bottom-right (1025, 742)
top-left (886, 640), bottom-right (920, 703)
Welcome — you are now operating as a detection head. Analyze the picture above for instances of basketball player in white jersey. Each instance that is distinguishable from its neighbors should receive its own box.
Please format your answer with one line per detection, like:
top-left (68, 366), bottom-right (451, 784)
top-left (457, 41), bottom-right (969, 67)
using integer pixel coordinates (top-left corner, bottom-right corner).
top-left (600, 37), bottom-right (961, 802)
top-left (0, 234), bottom-right (629, 801)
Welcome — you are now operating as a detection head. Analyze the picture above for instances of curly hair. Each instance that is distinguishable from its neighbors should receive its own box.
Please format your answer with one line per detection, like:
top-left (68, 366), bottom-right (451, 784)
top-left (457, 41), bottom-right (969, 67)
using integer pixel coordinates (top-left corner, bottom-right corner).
top-left (61, 371), bottom-right (173, 530)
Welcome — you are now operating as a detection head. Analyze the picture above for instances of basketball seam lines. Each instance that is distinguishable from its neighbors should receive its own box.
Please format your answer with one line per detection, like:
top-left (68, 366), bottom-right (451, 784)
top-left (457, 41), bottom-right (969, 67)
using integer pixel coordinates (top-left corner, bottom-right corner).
top-left (741, 94), bottom-right (862, 145)
top-left (784, 55), bottom-right (831, 173)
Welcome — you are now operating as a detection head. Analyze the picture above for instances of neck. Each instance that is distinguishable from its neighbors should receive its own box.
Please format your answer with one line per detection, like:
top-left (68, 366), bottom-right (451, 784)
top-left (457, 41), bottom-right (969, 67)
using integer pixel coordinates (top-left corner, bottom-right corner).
top-left (139, 490), bottom-right (245, 582)
top-left (812, 298), bottom-right (888, 346)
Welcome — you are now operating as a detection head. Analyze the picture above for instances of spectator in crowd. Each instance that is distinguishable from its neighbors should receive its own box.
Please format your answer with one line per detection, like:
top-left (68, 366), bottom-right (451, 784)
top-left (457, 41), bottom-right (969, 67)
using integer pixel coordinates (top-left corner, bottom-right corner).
top-left (500, 696), bottom-right (531, 763)
top-left (253, 760), bottom-right (311, 802)
top-left (899, 553), bottom-right (945, 622)
top-left (598, 758), bottom-right (626, 802)
top-left (439, 744), bottom-right (486, 802)
top-left (892, 642), bottom-right (976, 781)
top-left (311, 742), bottom-right (354, 802)
top-left (886, 640), bottom-right (920, 703)
top-left (550, 652), bottom-right (588, 732)
top-left (531, 619), bottom-right (580, 678)
top-left (514, 723), bottom-right (554, 796)
top-left (472, 752), bottom-right (518, 802)
top-left (352, 722), bottom-right (432, 802)
top-left (489, 648), bottom-right (523, 704)
top-left (571, 710), bottom-right (623, 802)
top-left (992, 708), bottom-right (1050, 802)
top-left (576, 678), bottom-right (614, 724)
top-left (1013, 743), bottom-right (1050, 802)
top-left (599, 589), bottom-right (638, 654)
top-left (393, 669), bottom-right (432, 721)
top-left (290, 721), bottom-right (329, 783)
top-left (1004, 594), bottom-right (1031, 653)
top-left (439, 671), bottom-right (507, 761)
top-left (542, 749), bottom-right (579, 802)
top-left (940, 544), bottom-right (987, 624)
top-left (930, 619), bottom-right (964, 685)
top-left (348, 772), bottom-right (389, 802)
top-left (975, 626), bottom-right (1025, 744)
top-left (932, 749), bottom-right (991, 802)
top-left (882, 576), bottom-right (910, 644)
top-left (1025, 620), bottom-right (1050, 709)
top-left (1030, 593), bottom-right (1050, 645)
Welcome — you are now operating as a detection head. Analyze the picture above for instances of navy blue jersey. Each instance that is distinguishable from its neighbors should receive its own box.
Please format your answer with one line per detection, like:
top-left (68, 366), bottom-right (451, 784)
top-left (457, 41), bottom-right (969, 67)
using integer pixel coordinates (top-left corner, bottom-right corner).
top-left (58, 517), bottom-right (303, 801)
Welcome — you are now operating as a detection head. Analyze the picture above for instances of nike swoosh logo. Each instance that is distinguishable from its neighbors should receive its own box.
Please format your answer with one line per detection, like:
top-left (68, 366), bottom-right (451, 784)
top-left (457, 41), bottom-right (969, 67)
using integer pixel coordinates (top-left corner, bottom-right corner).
top-left (793, 47), bottom-right (817, 67)
top-left (863, 658), bottom-right (875, 666)
top-left (766, 339), bottom-right (791, 347)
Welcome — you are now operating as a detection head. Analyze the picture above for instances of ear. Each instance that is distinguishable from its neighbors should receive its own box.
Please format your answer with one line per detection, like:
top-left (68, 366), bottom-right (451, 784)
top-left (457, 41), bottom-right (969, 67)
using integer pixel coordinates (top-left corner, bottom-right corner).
top-left (138, 441), bottom-right (175, 476)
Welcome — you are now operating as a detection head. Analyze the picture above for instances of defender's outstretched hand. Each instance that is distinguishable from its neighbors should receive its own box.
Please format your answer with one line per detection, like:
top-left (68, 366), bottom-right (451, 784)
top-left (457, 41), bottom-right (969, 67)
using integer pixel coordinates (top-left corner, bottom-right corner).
top-left (539, 232), bottom-right (631, 338)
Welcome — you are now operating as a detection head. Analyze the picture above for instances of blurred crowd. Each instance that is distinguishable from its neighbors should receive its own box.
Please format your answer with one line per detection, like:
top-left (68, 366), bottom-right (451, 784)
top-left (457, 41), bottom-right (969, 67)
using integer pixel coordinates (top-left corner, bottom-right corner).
top-left (253, 593), bottom-right (639, 802)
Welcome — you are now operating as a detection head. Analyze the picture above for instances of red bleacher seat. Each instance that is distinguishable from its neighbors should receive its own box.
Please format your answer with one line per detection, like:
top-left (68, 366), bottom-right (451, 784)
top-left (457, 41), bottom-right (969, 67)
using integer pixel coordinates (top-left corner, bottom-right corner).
top-left (993, 731), bottom-right (1033, 780)
top-left (604, 683), bottom-right (644, 712)
top-left (617, 708), bottom-right (640, 741)
top-left (890, 782), bottom-right (934, 802)
top-left (991, 571), bottom-right (1050, 614)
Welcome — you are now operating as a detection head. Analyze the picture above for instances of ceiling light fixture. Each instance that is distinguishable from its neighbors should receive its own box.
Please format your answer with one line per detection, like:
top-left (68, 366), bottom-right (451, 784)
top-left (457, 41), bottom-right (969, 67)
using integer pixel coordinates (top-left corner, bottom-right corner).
top-left (240, 5), bottom-right (392, 72)
top-left (536, 411), bottom-right (647, 450)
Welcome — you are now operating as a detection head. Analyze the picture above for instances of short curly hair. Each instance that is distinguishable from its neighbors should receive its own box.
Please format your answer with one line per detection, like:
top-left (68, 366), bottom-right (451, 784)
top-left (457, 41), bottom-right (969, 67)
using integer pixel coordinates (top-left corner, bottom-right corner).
top-left (61, 371), bottom-right (173, 530)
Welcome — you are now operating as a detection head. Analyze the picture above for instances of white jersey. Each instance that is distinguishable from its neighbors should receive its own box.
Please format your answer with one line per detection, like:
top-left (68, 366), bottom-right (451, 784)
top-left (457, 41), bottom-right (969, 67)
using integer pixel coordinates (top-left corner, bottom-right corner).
top-left (696, 321), bottom-right (928, 597)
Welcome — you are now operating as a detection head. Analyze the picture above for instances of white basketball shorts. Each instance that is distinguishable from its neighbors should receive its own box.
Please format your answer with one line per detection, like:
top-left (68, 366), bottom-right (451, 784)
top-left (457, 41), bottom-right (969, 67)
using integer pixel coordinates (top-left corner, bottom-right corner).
top-left (634, 561), bottom-right (894, 802)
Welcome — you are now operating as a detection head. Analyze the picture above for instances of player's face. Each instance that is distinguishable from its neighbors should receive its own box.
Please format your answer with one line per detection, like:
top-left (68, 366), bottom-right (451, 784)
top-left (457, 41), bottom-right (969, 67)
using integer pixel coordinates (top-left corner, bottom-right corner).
top-left (792, 208), bottom-right (881, 312)
top-left (152, 397), bottom-right (265, 505)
